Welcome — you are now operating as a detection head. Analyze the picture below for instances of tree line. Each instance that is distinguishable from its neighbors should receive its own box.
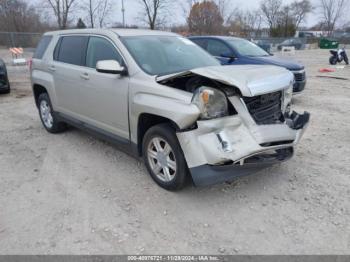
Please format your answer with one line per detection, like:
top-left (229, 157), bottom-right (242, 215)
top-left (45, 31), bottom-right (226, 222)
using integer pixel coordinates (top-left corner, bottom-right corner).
top-left (0, 0), bottom-right (349, 37)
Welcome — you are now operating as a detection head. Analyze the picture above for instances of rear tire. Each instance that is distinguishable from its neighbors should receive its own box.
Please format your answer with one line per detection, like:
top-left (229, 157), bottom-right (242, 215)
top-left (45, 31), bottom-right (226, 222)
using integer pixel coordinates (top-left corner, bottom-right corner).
top-left (38, 93), bottom-right (66, 133)
top-left (329, 56), bottom-right (337, 65)
top-left (142, 123), bottom-right (189, 191)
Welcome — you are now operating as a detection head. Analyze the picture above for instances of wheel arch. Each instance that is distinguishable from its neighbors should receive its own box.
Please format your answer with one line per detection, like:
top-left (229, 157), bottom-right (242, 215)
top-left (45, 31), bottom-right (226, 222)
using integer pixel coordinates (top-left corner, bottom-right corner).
top-left (136, 113), bottom-right (180, 157)
top-left (33, 84), bottom-right (48, 108)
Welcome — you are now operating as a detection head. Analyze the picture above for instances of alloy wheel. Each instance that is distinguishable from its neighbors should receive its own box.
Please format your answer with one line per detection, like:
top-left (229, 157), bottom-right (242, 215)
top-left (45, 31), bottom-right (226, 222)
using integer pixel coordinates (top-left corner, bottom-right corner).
top-left (40, 100), bottom-right (54, 129)
top-left (147, 137), bottom-right (177, 182)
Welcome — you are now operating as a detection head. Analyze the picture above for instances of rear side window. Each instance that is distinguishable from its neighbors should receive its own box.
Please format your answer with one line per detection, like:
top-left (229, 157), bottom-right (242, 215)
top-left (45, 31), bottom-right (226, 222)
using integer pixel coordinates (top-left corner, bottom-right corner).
top-left (191, 38), bottom-right (208, 50)
top-left (86, 37), bottom-right (123, 68)
top-left (34, 35), bottom-right (53, 59)
top-left (55, 36), bottom-right (88, 66)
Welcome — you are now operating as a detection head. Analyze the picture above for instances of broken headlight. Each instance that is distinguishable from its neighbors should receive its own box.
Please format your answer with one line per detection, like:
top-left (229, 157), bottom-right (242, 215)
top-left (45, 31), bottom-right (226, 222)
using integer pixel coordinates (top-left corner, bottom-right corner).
top-left (192, 87), bottom-right (228, 120)
top-left (282, 86), bottom-right (293, 114)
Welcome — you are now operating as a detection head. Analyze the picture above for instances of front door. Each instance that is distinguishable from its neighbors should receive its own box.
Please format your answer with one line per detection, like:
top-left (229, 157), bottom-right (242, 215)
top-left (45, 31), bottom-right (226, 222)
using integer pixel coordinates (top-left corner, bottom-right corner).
top-left (206, 39), bottom-right (235, 65)
top-left (78, 36), bottom-right (129, 139)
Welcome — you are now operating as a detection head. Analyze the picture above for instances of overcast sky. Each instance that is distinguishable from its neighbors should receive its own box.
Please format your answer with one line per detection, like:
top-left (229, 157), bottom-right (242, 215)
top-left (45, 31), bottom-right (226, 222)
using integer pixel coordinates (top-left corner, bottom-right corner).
top-left (118, 0), bottom-right (320, 28)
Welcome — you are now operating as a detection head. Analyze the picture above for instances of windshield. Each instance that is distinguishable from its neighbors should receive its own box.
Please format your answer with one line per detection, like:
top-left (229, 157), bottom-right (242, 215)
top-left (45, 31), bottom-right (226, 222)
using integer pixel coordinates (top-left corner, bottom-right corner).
top-left (122, 36), bottom-right (220, 76)
top-left (282, 39), bottom-right (293, 45)
top-left (227, 38), bottom-right (270, 57)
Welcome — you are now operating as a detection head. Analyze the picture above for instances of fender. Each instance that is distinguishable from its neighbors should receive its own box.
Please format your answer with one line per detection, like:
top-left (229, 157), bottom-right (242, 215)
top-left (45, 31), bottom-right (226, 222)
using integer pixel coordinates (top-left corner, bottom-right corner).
top-left (31, 70), bottom-right (57, 108)
top-left (129, 92), bottom-right (200, 143)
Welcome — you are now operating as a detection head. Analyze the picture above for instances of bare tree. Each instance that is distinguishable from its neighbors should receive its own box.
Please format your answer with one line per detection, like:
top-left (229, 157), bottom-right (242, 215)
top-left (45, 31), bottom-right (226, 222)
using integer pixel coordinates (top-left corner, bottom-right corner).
top-left (88, 0), bottom-right (97, 28)
top-left (181, 0), bottom-right (198, 18)
top-left (279, 5), bottom-right (295, 37)
top-left (260, 0), bottom-right (282, 33)
top-left (182, 0), bottom-right (234, 25)
top-left (84, 0), bottom-right (112, 28)
top-left (260, 0), bottom-right (312, 36)
top-left (227, 9), bottom-right (263, 37)
top-left (319, 0), bottom-right (348, 35)
top-left (188, 1), bottom-right (224, 35)
top-left (0, 0), bottom-right (49, 32)
top-left (215, 0), bottom-right (234, 23)
top-left (138, 0), bottom-right (172, 30)
top-left (44, 0), bottom-right (77, 29)
top-left (291, 0), bottom-right (313, 28)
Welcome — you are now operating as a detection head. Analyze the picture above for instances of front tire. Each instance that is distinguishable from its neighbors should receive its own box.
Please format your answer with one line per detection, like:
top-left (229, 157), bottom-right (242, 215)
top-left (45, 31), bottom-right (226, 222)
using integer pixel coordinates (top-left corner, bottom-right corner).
top-left (0, 88), bottom-right (10, 94)
top-left (38, 93), bottom-right (66, 133)
top-left (0, 81), bottom-right (10, 94)
top-left (143, 123), bottom-right (189, 191)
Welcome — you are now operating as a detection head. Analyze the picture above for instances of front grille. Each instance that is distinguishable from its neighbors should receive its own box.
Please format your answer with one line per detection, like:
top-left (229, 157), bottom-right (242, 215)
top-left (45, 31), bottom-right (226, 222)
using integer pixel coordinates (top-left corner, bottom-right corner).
top-left (293, 71), bottom-right (306, 82)
top-left (243, 91), bottom-right (284, 125)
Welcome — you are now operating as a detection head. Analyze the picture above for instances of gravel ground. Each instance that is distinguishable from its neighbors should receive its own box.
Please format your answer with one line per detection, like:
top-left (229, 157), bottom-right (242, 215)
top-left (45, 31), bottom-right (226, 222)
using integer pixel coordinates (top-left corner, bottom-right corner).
top-left (0, 48), bottom-right (349, 255)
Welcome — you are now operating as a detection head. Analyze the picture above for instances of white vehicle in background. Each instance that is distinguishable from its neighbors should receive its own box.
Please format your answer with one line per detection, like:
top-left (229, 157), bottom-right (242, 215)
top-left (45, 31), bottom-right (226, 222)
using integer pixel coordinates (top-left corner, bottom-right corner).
top-left (31, 29), bottom-right (310, 190)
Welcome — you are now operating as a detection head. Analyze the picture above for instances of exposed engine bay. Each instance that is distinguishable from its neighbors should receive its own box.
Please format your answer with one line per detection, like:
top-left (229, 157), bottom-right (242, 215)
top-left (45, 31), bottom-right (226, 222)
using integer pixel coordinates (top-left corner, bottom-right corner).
top-left (158, 73), bottom-right (239, 96)
top-left (158, 73), bottom-right (240, 119)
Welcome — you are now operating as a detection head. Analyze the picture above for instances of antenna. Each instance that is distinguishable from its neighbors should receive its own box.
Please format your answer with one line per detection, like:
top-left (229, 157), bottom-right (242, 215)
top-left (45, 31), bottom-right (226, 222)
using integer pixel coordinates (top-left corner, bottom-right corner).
top-left (121, 0), bottom-right (125, 27)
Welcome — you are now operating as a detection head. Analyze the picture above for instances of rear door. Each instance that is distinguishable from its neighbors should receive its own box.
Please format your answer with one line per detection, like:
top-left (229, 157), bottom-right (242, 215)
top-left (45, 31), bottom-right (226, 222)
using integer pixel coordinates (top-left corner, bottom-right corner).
top-left (51, 35), bottom-right (89, 118)
top-left (31, 35), bottom-right (53, 82)
top-left (32, 35), bottom-right (53, 67)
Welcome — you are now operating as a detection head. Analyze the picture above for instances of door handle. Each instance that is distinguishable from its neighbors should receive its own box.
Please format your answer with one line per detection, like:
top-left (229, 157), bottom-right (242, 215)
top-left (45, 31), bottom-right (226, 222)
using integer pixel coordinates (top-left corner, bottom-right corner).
top-left (48, 65), bottom-right (56, 72)
top-left (80, 72), bottom-right (89, 80)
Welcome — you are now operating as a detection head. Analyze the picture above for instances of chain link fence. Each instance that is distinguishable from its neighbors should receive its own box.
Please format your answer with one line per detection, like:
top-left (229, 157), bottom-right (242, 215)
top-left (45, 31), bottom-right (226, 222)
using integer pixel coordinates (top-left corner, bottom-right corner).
top-left (0, 31), bottom-right (350, 51)
top-left (0, 32), bottom-right (42, 49)
top-left (246, 36), bottom-right (350, 52)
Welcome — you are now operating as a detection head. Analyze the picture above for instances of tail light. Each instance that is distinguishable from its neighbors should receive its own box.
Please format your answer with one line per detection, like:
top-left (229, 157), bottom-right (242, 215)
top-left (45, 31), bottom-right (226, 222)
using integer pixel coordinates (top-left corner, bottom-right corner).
top-left (28, 58), bottom-right (33, 71)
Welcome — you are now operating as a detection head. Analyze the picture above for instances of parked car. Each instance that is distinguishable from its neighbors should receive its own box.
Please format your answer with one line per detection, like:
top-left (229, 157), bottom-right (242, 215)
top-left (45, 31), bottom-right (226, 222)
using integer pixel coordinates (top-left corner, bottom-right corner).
top-left (255, 39), bottom-right (271, 53)
top-left (31, 29), bottom-right (310, 190)
top-left (277, 38), bottom-right (303, 51)
top-left (0, 58), bottom-right (10, 94)
top-left (189, 36), bottom-right (306, 93)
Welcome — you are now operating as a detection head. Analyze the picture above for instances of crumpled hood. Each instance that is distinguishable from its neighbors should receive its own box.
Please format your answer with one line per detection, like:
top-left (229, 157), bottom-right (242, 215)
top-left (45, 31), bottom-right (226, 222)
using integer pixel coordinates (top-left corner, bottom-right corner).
top-left (157, 65), bottom-right (294, 97)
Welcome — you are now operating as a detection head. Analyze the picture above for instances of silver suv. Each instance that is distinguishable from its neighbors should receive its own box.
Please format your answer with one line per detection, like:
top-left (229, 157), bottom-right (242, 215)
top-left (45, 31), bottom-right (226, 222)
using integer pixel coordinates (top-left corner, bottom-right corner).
top-left (31, 29), bottom-right (310, 190)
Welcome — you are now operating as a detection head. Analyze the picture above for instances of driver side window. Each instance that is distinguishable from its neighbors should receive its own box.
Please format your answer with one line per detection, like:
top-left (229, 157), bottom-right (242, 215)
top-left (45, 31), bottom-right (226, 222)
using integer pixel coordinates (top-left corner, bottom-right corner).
top-left (86, 37), bottom-right (123, 68)
top-left (207, 40), bottom-right (231, 57)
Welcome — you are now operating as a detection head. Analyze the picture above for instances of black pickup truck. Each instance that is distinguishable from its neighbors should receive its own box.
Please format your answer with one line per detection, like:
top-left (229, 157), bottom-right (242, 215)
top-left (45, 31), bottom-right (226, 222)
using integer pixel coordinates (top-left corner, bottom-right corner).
top-left (0, 59), bottom-right (10, 94)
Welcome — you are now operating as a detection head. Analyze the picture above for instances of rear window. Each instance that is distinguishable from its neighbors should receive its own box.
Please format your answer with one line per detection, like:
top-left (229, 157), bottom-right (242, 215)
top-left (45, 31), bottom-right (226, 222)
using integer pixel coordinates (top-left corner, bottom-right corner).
top-left (33, 35), bottom-right (53, 59)
top-left (55, 36), bottom-right (88, 66)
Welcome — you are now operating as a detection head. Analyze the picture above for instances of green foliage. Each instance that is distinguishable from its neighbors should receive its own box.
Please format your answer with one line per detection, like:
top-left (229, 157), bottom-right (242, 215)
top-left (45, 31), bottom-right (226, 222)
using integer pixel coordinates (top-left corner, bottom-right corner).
top-left (77, 18), bottom-right (87, 29)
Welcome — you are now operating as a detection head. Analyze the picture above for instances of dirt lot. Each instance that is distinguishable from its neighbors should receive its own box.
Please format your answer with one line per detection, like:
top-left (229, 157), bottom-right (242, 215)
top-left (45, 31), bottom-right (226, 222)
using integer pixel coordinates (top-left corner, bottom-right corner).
top-left (0, 48), bottom-right (349, 255)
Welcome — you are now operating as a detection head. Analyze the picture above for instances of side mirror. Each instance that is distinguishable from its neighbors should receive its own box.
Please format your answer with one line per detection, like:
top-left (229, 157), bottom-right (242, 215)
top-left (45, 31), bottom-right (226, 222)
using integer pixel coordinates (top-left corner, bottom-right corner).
top-left (96, 60), bottom-right (127, 75)
top-left (220, 52), bottom-right (236, 62)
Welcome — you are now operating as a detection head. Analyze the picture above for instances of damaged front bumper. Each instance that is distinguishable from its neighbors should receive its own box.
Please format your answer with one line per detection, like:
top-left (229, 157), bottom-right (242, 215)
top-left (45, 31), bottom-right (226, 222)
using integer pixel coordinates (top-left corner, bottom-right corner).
top-left (177, 97), bottom-right (310, 186)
